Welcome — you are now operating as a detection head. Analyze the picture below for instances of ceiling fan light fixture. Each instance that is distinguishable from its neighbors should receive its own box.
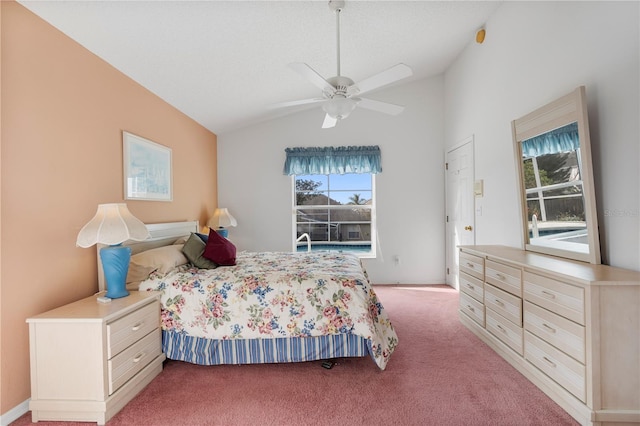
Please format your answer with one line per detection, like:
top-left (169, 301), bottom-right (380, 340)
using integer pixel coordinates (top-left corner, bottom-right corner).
top-left (322, 96), bottom-right (357, 119)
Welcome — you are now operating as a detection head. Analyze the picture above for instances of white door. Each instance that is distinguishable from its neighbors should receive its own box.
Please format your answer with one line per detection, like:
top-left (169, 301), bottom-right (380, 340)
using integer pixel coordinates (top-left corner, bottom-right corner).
top-left (445, 137), bottom-right (475, 289)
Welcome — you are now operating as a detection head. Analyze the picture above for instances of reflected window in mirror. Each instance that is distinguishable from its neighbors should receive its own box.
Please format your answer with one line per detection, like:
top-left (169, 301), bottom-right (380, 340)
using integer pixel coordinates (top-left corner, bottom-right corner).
top-left (522, 123), bottom-right (588, 248)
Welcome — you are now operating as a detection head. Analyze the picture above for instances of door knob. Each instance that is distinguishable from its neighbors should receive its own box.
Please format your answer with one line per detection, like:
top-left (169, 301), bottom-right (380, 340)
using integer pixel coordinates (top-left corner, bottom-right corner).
top-left (464, 225), bottom-right (473, 231)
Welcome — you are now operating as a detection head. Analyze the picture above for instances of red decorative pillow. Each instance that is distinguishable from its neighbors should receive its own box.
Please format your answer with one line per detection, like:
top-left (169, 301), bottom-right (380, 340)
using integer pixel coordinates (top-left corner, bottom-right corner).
top-left (202, 228), bottom-right (237, 266)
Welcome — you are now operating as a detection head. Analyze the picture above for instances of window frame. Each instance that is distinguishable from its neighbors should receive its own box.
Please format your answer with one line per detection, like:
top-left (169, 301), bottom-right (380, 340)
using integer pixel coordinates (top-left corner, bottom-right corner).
top-left (291, 173), bottom-right (377, 258)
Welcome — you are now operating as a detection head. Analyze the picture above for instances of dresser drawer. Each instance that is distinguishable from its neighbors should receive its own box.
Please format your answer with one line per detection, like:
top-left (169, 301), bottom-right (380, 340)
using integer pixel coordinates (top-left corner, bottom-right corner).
top-left (525, 331), bottom-right (586, 403)
top-left (486, 308), bottom-right (523, 355)
top-left (459, 251), bottom-right (484, 280)
top-left (459, 272), bottom-right (484, 302)
top-left (523, 272), bottom-right (585, 325)
top-left (524, 301), bottom-right (585, 364)
top-left (486, 259), bottom-right (522, 297)
top-left (109, 328), bottom-right (162, 395)
top-left (107, 301), bottom-right (160, 358)
top-left (459, 291), bottom-right (485, 327)
top-left (485, 284), bottom-right (522, 326)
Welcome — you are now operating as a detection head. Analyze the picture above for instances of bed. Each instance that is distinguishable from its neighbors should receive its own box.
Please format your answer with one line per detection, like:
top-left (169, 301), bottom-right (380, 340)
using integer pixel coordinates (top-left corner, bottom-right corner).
top-left (98, 221), bottom-right (398, 370)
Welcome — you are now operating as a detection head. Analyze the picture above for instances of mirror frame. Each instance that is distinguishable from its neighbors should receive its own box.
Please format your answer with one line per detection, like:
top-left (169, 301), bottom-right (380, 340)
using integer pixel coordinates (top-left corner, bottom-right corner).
top-left (512, 86), bottom-right (601, 264)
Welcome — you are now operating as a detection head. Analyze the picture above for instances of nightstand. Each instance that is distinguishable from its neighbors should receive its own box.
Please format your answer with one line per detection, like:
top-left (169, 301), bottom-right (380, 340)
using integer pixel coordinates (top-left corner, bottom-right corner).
top-left (27, 291), bottom-right (166, 424)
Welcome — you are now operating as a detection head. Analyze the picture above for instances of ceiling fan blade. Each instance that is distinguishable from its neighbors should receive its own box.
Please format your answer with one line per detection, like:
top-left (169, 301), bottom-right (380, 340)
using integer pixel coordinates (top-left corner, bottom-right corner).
top-left (348, 63), bottom-right (413, 96)
top-left (268, 98), bottom-right (325, 110)
top-left (322, 114), bottom-right (338, 129)
top-left (357, 97), bottom-right (405, 116)
top-left (289, 63), bottom-right (335, 94)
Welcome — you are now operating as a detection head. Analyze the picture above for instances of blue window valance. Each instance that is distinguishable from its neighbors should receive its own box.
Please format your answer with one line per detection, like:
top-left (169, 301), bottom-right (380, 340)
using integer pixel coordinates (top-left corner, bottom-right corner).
top-left (521, 122), bottom-right (580, 157)
top-left (283, 146), bottom-right (382, 175)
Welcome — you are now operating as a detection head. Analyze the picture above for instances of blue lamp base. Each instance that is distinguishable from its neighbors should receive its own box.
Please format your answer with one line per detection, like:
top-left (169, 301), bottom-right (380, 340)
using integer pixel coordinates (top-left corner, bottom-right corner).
top-left (216, 228), bottom-right (229, 238)
top-left (99, 245), bottom-right (131, 299)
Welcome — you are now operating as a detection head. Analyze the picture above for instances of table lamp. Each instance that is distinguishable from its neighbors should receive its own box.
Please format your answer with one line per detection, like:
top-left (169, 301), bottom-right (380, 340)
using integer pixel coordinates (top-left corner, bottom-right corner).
top-left (207, 208), bottom-right (237, 238)
top-left (76, 203), bottom-right (150, 299)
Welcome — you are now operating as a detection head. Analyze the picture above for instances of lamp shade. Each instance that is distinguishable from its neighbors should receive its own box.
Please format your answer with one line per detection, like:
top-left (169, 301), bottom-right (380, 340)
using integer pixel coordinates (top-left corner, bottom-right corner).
top-left (76, 203), bottom-right (150, 248)
top-left (207, 208), bottom-right (237, 229)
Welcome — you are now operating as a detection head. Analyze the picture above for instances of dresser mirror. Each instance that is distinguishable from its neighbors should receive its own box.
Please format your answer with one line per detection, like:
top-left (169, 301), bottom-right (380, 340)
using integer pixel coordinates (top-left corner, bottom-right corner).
top-left (512, 86), bottom-right (601, 264)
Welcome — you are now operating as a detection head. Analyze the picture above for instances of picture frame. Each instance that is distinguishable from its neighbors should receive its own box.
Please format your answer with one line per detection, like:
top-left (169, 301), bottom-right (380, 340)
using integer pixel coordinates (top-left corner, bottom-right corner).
top-left (123, 131), bottom-right (172, 201)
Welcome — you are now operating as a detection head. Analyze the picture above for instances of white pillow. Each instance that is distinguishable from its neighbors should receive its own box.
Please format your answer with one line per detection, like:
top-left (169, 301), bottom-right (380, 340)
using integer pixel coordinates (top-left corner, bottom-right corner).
top-left (130, 244), bottom-right (188, 275)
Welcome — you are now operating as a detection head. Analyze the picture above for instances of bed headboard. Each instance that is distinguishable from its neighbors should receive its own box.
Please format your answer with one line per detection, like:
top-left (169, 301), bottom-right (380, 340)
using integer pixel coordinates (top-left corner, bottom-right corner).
top-left (97, 220), bottom-right (199, 292)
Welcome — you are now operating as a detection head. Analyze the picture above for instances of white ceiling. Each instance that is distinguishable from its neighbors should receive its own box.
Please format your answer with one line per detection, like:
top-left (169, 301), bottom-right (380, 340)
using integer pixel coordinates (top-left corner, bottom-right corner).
top-left (18, 0), bottom-right (502, 135)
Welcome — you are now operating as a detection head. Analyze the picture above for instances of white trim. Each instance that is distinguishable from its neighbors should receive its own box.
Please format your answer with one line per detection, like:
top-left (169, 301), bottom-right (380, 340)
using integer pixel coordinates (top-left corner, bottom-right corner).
top-left (445, 135), bottom-right (475, 289)
top-left (1, 399), bottom-right (29, 426)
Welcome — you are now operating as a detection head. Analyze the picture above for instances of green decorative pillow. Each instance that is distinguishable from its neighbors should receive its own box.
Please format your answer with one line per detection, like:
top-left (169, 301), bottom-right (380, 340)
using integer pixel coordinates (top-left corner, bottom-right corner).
top-left (182, 233), bottom-right (218, 269)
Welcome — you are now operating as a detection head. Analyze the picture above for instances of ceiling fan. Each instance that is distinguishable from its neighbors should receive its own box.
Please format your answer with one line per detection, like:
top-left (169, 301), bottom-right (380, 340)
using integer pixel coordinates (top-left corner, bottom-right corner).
top-left (270, 0), bottom-right (413, 129)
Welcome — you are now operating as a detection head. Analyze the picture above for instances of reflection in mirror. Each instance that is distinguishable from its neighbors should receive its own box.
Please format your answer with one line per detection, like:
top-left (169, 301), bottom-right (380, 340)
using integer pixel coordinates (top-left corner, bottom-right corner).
top-left (522, 123), bottom-right (588, 252)
top-left (512, 86), bottom-right (601, 264)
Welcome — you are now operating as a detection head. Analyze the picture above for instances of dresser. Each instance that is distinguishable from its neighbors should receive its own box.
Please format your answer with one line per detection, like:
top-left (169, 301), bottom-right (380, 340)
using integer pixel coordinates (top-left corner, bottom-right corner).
top-left (458, 245), bottom-right (640, 426)
top-left (27, 291), bottom-right (166, 424)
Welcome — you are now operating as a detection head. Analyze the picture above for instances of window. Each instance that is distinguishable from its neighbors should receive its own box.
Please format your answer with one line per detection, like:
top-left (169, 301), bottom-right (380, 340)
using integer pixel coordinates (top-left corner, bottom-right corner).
top-left (293, 173), bottom-right (375, 257)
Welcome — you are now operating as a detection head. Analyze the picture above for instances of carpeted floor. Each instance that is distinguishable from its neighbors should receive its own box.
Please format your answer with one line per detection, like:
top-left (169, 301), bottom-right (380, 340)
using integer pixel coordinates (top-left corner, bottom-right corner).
top-left (12, 285), bottom-right (578, 425)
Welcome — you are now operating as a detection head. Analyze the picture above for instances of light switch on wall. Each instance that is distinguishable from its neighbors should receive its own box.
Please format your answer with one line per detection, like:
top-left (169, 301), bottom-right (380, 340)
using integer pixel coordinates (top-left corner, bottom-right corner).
top-left (474, 179), bottom-right (484, 197)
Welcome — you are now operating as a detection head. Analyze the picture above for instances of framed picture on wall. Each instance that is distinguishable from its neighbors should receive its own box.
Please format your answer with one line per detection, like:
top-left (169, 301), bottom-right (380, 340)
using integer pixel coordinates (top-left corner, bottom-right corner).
top-left (123, 131), bottom-right (172, 201)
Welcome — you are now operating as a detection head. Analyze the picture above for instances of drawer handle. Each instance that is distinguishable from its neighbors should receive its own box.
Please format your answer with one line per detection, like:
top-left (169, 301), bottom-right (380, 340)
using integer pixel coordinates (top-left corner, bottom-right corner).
top-left (496, 324), bottom-right (507, 334)
top-left (496, 273), bottom-right (506, 280)
top-left (494, 299), bottom-right (504, 307)
top-left (542, 356), bottom-right (556, 368)
top-left (466, 305), bottom-right (475, 313)
top-left (542, 323), bottom-right (556, 333)
top-left (466, 263), bottom-right (475, 269)
top-left (131, 322), bottom-right (144, 332)
top-left (541, 290), bottom-right (556, 299)
top-left (465, 283), bottom-right (475, 290)
top-left (133, 352), bottom-right (146, 363)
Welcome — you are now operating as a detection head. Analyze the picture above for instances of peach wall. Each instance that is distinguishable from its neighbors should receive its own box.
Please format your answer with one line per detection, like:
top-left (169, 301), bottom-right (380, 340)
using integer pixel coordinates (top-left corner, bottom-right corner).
top-left (0, 1), bottom-right (4, 415)
top-left (1, 2), bottom-right (217, 413)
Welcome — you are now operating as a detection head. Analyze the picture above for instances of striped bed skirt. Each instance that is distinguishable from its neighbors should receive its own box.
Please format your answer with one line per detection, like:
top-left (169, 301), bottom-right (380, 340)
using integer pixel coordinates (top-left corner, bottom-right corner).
top-left (162, 330), bottom-right (373, 365)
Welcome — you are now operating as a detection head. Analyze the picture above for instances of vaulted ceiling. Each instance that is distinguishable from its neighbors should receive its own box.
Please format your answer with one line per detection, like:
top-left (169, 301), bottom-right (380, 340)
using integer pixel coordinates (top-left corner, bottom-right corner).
top-left (18, 1), bottom-right (502, 134)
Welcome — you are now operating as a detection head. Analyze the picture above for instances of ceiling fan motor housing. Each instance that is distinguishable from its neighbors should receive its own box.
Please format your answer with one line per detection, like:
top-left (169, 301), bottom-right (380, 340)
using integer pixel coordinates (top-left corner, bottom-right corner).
top-left (326, 76), bottom-right (355, 97)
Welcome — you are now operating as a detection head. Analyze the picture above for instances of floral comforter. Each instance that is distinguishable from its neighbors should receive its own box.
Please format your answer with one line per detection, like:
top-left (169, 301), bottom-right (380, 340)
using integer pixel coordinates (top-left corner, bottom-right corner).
top-left (139, 251), bottom-right (398, 369)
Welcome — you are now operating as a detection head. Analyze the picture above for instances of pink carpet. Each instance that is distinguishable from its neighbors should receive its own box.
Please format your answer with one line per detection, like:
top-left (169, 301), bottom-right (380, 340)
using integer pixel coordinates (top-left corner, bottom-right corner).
top-left (13, 285), bottom-right (578, 425)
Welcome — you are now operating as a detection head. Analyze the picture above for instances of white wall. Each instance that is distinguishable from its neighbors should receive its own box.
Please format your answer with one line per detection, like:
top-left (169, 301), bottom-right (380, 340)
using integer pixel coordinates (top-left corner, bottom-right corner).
top-left (218, 76), bottom-right (446, 284)
top-left (445, 1), bottom-right (639, 271)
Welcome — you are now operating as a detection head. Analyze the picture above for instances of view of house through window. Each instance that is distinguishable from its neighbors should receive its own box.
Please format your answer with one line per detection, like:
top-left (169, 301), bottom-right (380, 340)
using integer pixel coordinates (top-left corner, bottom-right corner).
top-left (293, 173), bottom-right (375, 257)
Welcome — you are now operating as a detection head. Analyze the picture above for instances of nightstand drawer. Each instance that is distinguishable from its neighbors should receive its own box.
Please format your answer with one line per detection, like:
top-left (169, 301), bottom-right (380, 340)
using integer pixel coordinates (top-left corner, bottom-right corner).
top-left (486, 259), bottom-right (521, 297)
top-left (459, 272), bottom-right (484, 302)
top-left (486, 308), bottom-right (523, 355)
top-left (460, 291), bottom-right (485, 327)
top-left (525, 331), bottom-right (586, 402)
top-left (460, 251), bottom-right (484, 280)
top-left (485, 284), bottom-right (522, 326)
top-left (524, 272), bottom-right (584, 325)
top-left (524, 301), bottom-right (585, 364)
top-left (107, 301), bottom-right (159, 358)
top-left (109, 328), bottom-right (162, 395)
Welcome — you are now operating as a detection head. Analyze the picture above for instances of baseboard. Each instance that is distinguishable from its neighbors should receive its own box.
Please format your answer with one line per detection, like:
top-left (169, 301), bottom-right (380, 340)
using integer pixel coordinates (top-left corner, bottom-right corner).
top-left (1, 399), bottom-right (29, 426)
